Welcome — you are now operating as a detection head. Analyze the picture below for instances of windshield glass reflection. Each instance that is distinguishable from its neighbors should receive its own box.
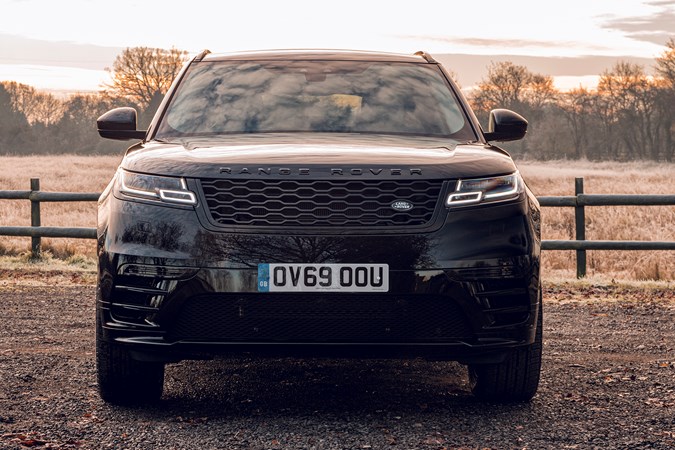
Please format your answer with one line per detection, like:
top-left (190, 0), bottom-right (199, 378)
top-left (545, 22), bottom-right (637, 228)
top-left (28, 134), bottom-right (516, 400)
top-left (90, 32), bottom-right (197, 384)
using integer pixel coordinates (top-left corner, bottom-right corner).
top-left (156, 61), bottom-right (474, 139)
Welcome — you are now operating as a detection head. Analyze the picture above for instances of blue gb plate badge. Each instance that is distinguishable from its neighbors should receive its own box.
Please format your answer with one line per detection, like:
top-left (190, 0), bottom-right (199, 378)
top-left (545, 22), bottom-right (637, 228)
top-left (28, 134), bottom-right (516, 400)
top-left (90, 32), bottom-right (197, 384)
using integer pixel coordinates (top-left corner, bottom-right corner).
top-left (257, 263), bottom-right (271, 292)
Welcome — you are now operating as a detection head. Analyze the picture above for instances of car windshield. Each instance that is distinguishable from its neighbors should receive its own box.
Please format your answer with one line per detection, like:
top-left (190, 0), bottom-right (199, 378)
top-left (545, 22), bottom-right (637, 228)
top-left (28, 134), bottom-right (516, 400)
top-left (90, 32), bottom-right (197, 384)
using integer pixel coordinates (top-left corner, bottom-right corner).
top-left (155, 60), bottom-right (475, 140)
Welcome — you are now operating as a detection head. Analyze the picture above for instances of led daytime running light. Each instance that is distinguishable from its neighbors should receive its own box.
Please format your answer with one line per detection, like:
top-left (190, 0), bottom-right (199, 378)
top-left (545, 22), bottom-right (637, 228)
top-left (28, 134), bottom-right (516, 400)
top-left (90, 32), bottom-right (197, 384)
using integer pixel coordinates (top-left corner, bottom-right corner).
top-left (446, 172), bottom-right (520, 207)
top-left (118, 171), bottom-right (197, 206)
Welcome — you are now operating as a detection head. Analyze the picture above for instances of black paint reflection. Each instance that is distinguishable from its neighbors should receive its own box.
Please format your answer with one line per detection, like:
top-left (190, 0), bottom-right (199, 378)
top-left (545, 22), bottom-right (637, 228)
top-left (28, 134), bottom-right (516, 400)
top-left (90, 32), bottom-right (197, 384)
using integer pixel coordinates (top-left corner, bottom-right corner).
top-left (121, 221), bottom-right (188, 253)
top-left (192, 231), bottom-right (433, 270)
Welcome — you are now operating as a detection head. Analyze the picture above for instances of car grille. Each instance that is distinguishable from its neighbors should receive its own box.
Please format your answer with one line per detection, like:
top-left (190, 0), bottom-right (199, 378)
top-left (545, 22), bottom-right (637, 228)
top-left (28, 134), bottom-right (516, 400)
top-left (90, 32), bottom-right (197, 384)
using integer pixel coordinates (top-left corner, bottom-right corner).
top-left (168, 294), bottom-right (472, 343)
top-left (199, 179), bottom-right (444, 227)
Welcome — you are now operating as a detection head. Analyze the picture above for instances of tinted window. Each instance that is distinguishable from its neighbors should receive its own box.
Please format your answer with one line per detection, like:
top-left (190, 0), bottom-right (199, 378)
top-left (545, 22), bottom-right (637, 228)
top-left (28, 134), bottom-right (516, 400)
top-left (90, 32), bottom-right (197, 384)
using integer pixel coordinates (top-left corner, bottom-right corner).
top-left (156, 61), bottom-right (474, 139)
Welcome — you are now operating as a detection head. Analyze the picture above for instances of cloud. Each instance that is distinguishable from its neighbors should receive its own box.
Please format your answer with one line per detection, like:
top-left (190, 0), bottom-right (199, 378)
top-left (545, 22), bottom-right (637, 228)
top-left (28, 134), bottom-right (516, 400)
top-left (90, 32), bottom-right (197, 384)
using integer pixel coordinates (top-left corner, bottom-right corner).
top-left (624, 31), bottom-right (675, 46)
top-left (602, 2), bottom-right (675, 46)
top-left (0, 33), bottom-right (122, 70)
top-left (435, 37), bottom-right (566, 48)
top-left (399, 35), bottom-right (613, 53)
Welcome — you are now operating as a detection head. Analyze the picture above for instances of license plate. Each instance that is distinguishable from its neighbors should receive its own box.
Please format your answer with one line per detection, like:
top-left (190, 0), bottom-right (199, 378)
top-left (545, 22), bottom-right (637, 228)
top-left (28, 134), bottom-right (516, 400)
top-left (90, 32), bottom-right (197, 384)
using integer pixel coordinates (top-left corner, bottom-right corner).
top-left (257, 263), bottom-right (389, 292)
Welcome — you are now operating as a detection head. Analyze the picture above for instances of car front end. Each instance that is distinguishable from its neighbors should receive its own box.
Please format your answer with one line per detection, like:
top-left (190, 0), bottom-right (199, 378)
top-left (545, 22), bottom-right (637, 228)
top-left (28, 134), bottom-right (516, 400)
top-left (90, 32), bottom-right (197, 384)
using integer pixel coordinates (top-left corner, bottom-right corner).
top-left (95, 50), bottom-right (542, 404)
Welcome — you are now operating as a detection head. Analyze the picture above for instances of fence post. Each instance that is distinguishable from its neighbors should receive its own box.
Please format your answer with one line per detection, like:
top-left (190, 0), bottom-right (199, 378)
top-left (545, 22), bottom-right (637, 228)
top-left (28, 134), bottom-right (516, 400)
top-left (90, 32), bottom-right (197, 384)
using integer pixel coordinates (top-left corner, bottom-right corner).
top-left (30, 178), bottom-right (41, 259)
top-left (575, 177), bottom-right (586, 278)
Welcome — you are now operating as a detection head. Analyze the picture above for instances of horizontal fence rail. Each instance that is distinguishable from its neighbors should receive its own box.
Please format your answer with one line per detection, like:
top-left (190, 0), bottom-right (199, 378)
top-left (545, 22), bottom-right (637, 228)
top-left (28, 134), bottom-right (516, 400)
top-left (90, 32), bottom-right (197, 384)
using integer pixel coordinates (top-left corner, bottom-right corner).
top-left (0, 190), bottom-right (100, 202)
top-left (0, 226), bottom-right (97, 239)
top-left (542, 240), bottom-right (675, 251)
top-left (1, 177), bottom-right (674, 278)
top-left (538, 195), bottom-right (675, 207)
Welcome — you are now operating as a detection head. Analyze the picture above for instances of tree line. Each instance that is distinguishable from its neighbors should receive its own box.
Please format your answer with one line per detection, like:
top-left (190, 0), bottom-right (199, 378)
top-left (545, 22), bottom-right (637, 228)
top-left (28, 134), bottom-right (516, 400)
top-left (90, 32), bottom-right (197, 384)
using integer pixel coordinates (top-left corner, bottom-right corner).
top-left (1, 42), bottom-right (674, 161)
top-left (472, 40), bottom-right (675, 161)
top-left (0, 47), bottom-right (188, 155)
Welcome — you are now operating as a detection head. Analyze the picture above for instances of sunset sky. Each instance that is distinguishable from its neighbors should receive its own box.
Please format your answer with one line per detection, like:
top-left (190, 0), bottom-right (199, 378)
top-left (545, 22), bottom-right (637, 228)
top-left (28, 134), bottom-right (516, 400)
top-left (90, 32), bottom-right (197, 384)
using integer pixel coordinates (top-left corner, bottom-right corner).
top-left (1, 0), bottom-right (673, 92)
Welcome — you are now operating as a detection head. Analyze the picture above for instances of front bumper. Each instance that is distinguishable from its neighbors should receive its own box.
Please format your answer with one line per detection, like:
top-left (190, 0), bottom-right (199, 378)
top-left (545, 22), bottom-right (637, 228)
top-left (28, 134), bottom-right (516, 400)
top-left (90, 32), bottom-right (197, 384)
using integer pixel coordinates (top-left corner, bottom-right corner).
top-left (97, 193), bottom-right (541, 363)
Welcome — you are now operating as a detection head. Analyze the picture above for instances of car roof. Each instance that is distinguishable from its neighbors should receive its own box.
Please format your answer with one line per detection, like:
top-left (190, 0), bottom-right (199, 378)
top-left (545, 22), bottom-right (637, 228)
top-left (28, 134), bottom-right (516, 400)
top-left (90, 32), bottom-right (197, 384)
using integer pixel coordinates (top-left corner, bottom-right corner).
top-left (200, 49), bottom-right (432, 63)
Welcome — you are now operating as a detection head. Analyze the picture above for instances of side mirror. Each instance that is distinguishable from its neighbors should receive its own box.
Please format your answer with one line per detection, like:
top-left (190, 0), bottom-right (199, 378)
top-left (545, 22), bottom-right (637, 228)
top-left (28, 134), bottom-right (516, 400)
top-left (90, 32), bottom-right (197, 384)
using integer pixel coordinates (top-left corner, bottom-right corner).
top-left (484, 109), bottom-right (528, 142)
top-left (97, 107), bottom-right (147, 141)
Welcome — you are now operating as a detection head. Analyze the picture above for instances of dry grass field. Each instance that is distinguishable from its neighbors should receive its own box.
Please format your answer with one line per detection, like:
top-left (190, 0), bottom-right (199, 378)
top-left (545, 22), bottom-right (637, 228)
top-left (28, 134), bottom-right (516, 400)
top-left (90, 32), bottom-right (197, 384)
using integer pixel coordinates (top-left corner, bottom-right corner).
top-left (519, 161), bottom-right (675, 280)
top-left (0, 155), bottom-right (673, 281)
top-left (0, 155), bottom-right (122, 260)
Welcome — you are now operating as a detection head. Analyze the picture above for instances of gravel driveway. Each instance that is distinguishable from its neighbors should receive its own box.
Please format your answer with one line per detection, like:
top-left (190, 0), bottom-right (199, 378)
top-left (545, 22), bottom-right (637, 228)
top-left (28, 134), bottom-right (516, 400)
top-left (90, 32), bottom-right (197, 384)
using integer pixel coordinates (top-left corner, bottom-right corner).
top-left (0, 282), bottom-right (673, 449)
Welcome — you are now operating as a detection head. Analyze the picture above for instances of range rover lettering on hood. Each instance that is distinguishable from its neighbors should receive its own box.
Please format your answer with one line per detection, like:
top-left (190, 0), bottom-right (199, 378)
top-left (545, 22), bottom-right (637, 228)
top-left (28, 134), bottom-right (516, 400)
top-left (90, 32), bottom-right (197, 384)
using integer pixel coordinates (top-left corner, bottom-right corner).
top-left (219, 167), bottom-right (423, 176)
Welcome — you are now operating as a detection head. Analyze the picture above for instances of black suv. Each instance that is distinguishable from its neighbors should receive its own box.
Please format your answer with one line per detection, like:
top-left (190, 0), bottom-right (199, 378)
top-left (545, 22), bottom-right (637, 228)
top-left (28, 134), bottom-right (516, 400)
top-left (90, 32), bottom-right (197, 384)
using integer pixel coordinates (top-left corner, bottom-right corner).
top-left (96, 50), bottom-right (542, 404)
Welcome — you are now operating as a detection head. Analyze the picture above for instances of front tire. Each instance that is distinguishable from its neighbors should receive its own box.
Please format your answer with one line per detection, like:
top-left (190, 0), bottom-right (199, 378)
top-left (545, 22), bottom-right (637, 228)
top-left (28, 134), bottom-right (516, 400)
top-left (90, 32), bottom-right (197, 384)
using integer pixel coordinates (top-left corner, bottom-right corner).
top-left (96, 323), bottom-right (165, 405)
top-left (468, 295), bottom-right (543, 402)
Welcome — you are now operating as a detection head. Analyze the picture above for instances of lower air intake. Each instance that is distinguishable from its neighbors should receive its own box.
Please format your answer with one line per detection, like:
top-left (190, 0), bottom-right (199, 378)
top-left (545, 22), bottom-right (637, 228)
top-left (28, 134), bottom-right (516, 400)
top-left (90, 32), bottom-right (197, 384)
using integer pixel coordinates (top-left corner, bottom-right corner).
top-left (169, 293), bottom-right (472, 343)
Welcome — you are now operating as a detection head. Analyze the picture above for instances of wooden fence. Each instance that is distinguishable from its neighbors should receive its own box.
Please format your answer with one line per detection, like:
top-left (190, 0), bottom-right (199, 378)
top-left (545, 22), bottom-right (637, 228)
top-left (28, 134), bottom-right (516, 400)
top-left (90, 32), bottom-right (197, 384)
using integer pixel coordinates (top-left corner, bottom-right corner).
top-left (1, 177), bottom-right (674, 278)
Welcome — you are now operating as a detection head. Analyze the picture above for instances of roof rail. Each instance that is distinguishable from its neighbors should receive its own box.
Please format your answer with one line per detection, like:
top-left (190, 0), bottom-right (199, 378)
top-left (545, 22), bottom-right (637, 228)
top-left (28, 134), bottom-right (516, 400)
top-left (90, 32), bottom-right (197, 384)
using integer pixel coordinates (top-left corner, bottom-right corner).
top-left (414, 51), bottom-right (437, 63)
top-left (194, 49), bottom-right (212, 62)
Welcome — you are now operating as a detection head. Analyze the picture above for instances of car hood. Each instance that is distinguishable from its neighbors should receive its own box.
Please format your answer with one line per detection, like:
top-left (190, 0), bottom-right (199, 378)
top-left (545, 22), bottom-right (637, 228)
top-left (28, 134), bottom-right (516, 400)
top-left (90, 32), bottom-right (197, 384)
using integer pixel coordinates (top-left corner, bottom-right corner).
top-left (121, 134), bottom-right (517, 179)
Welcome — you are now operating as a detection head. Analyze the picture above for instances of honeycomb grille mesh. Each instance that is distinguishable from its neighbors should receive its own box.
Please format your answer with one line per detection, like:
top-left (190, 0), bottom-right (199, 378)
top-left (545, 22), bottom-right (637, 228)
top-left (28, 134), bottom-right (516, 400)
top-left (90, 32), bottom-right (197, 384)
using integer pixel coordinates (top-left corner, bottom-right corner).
top-left (168, 294), bottom-right (472, 343)
top-left (199, 179), bottom-right (443, 227)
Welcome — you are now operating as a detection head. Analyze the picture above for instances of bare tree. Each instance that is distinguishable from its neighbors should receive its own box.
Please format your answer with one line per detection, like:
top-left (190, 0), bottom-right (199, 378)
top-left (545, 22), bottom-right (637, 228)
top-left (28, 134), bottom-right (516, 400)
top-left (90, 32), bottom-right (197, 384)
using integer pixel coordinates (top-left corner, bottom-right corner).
top-left (0, 83), bottom-right (30, 153)
top-left (469, 62), bottom-right (558, 157)
top-left (655, 38), bottom-right (675, 87)
top-left (471, 62), bottom-right (530, 112)
top-left (104, 47), bottom-right (189, 108)
top-left (655, 39), bottom-right (675, 161)
top-left (558, 87), bottom-right (593, 159)
top-left (597, 62), bottom-right (657, 160)
top-left (470, 62), bottom-right (557, 114)
top-left (526, 74), bottom-right (558, 110)
top-left (2, 81), bottom-right (65, 126)
top-left (32, 92), bottom-right (66, 126)
top-left (3, 82), bottom-right (41, 123)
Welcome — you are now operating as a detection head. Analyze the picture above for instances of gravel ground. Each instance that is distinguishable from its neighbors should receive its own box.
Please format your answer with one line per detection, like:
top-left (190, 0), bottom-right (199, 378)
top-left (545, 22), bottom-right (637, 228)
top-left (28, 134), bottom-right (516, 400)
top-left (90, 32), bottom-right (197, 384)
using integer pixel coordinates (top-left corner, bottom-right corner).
top-left (0, 282), bottom-right (673, 449)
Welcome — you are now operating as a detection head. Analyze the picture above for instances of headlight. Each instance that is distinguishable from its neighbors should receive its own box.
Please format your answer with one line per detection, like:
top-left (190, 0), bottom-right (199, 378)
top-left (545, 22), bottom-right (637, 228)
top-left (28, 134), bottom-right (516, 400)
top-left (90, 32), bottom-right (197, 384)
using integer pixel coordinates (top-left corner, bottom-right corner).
top-left (117, 170), bottom-right (197, 205)
top-left (446, 172), bottom-right (522, 207)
